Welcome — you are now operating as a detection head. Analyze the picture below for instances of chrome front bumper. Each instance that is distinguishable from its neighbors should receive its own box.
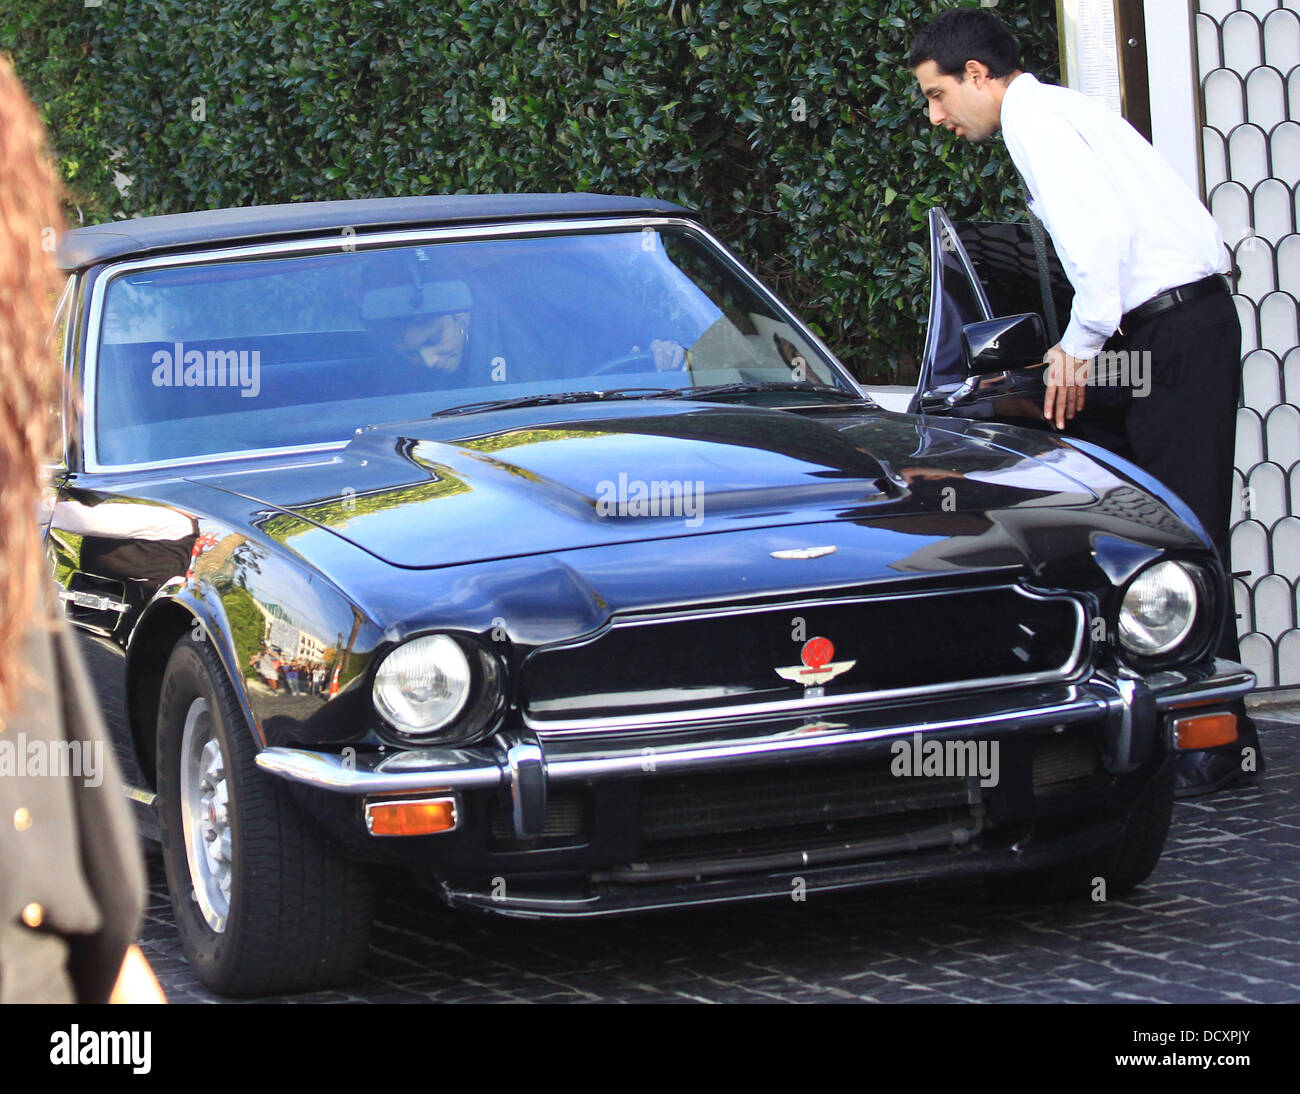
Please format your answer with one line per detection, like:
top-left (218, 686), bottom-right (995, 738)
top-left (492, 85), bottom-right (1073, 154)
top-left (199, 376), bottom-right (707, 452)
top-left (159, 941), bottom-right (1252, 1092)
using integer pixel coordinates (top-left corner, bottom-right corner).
top-left (255, 659), bottom-right (1255, 839)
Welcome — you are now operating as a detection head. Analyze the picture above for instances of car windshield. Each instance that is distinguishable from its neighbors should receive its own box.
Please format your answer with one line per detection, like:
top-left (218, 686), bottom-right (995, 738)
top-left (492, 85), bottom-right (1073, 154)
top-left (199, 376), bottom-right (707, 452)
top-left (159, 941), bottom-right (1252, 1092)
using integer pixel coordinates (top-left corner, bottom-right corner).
top-left (92, 225), bottom-right (856, 467)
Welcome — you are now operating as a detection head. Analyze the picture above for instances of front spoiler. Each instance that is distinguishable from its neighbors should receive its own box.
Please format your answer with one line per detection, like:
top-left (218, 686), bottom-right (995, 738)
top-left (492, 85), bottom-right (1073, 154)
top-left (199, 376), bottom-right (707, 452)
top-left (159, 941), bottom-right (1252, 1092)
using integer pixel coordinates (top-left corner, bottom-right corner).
top-left (435, 805), bottom-right (1132, 919)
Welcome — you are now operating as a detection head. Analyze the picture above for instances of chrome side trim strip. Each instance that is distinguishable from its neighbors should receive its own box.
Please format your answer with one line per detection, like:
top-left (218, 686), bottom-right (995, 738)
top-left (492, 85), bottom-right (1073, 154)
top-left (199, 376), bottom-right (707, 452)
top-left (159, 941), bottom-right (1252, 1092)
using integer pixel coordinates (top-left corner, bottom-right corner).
top-left (106, 441), bottom-right (349, 477)
top-left (771, 545), bottom-right (838, 559)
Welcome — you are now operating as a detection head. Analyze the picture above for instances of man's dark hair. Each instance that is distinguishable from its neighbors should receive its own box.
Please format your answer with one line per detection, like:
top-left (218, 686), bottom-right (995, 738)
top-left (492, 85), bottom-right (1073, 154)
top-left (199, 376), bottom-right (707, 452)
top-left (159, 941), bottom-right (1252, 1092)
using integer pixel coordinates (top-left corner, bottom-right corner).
top-left (908, 9), bottom-right (1022, 79)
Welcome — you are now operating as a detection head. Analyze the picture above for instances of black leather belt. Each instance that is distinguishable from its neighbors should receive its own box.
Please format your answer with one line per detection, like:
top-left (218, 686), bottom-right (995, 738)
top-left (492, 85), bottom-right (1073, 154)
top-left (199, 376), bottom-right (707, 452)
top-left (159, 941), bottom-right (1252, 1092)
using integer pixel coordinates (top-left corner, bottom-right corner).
top-left (1119, 274), bottom-right (1229, 333)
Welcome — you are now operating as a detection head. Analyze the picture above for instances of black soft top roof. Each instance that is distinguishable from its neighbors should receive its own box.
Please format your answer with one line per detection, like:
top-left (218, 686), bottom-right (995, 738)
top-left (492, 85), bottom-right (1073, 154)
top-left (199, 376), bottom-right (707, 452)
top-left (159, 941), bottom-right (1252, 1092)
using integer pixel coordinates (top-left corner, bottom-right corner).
top-left (57, 193), bottom-right (693, 271)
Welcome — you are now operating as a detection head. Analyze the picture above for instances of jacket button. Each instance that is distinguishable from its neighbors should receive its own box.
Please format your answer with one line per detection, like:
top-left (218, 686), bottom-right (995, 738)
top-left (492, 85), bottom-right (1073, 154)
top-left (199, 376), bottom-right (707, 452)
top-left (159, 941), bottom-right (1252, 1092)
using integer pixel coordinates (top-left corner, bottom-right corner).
top-left (21, 902), bottom-right (43, 928)
top-left (12, 807), bottom-right (32, 831)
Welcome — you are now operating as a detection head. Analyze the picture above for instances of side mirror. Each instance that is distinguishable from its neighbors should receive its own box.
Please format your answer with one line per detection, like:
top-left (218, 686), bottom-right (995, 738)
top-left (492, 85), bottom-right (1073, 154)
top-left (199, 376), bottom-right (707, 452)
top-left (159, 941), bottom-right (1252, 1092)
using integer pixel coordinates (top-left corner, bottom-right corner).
top-left (961, 313), bottom-right (1048, 375)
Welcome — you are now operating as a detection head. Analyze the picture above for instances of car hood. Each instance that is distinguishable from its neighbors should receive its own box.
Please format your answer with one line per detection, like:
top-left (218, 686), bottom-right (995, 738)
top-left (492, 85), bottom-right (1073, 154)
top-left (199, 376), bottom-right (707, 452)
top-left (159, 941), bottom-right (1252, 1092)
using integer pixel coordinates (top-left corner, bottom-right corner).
top-left (188, 401), bottom-right (1101, 569)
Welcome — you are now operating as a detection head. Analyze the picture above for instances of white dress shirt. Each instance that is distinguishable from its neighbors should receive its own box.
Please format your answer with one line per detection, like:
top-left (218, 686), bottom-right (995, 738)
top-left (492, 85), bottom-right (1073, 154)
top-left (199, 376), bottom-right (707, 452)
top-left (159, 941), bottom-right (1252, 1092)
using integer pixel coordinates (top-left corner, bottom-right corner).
top-left (50, 498), bottom-right (195, 541)
top-left (1000, 73), bottom-right (1228, 360)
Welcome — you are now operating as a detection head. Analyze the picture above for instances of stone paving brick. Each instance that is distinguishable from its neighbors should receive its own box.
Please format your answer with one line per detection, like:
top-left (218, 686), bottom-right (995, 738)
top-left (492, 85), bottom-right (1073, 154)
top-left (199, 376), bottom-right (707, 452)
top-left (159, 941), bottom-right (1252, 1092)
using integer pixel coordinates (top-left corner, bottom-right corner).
top-left (137, 716), bottom-right (1300, 1003)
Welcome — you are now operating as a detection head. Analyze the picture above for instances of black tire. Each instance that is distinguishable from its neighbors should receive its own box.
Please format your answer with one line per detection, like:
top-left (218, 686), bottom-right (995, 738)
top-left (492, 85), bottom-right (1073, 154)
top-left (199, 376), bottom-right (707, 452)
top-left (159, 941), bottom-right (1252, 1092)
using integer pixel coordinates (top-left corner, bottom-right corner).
top-left (995, 763), bottom-right (1176, 902)
top-left (156, 635), bottom-right (373, 996)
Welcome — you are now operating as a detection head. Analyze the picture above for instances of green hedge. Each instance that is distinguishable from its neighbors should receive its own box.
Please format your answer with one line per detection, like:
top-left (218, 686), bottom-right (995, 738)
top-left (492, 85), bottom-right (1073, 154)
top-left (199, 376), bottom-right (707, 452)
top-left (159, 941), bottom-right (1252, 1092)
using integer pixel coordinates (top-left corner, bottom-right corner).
top-left (2, 0), bottom-right (1057, 384)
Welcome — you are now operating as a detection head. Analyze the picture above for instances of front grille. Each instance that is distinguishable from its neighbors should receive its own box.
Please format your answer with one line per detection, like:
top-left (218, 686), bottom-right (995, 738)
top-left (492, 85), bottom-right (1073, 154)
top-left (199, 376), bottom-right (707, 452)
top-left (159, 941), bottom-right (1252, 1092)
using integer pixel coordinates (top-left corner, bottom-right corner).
top-left (488, 790), bottom-right (589, 848)
top-left (639, 760), bottom-right (975, 844)
top-left (522, 585), bottom-right (1084, 729)
top-left (1032, 732), bottom-right (1101, 792)
top-left (626, 807), bottom-right (981, 873)
top-left (590, 757), bottom-right (987, 882)
top-left (635, 757), bottom-right (982, 862)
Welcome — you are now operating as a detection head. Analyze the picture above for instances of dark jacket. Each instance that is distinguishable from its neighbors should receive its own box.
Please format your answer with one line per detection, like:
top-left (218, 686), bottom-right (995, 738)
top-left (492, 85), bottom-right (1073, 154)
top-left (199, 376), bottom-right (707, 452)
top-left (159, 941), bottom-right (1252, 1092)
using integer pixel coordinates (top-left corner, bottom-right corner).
top-left (0, 586), bottom-right (145, 1003)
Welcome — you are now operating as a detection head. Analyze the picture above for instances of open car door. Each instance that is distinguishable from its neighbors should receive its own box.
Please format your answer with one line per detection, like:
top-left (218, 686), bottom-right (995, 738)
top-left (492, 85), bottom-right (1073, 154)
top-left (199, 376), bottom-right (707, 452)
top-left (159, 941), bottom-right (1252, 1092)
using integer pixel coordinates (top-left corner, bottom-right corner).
top-left (910, 207), bottom-right (1075, 428)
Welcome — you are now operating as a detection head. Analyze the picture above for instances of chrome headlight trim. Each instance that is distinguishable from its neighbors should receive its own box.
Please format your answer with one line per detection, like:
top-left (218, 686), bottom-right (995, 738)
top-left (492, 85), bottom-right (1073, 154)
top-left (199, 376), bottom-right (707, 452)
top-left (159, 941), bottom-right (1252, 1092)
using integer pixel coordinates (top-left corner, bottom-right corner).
top-left (1117, 560), bottom-right (1206, 661)
top-left (371, 632), bottom-right (506, 745)
top-left (373, 634), bottom-right (473, 738)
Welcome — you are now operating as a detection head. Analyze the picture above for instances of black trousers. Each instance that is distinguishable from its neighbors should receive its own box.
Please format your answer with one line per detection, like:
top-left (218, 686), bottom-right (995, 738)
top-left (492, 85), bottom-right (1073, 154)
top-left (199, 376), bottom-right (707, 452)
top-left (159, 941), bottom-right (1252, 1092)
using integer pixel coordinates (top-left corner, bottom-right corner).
top-left (1066, 289), bottom-right (1260, 786)
top-left (1068, 289), bottom-right (1244, 661)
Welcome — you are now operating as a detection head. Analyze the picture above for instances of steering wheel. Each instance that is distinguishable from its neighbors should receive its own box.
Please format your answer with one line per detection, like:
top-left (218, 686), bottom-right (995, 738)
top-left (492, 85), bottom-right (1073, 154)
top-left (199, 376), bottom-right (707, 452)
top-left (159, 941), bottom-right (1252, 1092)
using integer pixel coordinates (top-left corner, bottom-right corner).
top-left (589, 350), bottom-right (662, 377)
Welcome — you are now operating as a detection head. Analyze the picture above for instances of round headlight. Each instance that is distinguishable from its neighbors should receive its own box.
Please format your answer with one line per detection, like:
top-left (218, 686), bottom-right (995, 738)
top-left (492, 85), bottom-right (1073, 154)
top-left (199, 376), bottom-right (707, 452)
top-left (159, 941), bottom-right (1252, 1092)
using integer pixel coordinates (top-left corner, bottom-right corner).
top-left (1118, 561), bottom-right (1199, 658)
top-left (373, 635), bottom-right (472, 737)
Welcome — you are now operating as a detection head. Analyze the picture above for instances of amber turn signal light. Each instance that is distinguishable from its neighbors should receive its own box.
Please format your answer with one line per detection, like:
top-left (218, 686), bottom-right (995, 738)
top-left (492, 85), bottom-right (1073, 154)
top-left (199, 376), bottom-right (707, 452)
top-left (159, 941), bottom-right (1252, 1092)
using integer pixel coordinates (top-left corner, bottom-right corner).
top-left (365, 796), bottom-right (458, 836)
top-left (1173, 712), bottom-right (1238, 750)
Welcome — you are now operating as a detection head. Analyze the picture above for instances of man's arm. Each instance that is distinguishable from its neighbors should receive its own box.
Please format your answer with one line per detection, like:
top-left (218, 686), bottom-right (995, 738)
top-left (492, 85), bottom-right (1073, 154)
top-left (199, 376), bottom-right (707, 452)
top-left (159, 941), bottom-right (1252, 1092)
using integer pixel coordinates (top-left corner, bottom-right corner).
top-left (1004, 110), bottom-right (1132, 360)
top-left (1004, 109), bottom-right (1133, 427)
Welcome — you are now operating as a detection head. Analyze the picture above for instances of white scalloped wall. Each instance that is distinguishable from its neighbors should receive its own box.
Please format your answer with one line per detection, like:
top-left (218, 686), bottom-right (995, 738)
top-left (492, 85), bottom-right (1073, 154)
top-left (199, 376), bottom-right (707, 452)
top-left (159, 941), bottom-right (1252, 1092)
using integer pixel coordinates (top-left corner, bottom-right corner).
top-left (1200, 0), bottom-right (1300, 685)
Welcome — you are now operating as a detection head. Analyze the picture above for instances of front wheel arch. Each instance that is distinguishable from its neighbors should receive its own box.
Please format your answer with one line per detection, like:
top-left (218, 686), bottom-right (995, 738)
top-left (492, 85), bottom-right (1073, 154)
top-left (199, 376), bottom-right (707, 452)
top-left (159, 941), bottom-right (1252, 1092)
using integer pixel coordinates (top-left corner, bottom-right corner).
top-left (126, 595), bottom-right (260, 789)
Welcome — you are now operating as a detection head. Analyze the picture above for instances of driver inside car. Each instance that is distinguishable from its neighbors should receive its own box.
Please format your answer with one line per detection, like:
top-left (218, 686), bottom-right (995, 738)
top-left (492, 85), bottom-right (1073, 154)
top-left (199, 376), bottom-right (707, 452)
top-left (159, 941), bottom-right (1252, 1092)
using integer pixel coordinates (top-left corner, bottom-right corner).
top-left (363, 280), bottom-right (474, 384)
top-left (394, 309), bottom-right (471, 374)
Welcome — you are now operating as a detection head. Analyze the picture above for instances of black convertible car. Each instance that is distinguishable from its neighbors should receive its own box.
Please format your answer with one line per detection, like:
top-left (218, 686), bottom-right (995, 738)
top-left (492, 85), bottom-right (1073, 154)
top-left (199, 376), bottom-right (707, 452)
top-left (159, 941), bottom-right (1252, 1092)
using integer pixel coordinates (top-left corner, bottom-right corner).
top-left (46, 194), bottom-right (1252, 996)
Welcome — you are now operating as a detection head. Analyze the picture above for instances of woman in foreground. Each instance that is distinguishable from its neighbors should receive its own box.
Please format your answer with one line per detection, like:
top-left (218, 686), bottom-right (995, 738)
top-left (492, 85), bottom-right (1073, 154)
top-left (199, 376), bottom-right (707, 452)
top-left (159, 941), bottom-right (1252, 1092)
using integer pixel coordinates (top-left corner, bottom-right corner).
top-left (0, 53), bottom-right (164, 1004)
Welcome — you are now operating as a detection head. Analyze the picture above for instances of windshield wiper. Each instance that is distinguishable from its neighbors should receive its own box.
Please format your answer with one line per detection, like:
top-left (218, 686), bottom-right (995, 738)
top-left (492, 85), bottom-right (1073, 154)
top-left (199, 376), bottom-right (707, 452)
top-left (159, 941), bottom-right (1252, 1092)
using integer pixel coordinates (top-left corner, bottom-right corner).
top-left (430, 381), bottom-right (865, 419)
top-left (677, 381), bottom-right (865, 401)
top-left (430, 388), bottom-right (683, 418)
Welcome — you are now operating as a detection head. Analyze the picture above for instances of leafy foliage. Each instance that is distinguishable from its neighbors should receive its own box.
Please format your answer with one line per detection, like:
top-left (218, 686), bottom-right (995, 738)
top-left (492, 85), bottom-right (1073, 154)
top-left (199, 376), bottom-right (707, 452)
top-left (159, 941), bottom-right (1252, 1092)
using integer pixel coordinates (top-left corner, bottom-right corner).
top-left (2, 0), bottom-right (1056, 383)
top-left (224, 584), bottom-right (267, 681)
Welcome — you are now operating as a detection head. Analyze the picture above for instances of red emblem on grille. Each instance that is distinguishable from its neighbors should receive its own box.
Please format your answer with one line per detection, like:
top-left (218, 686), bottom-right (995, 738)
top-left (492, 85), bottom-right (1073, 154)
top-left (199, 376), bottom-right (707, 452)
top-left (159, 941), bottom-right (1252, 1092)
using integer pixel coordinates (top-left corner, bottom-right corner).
top-left (775, 637), bottom-right (856, 687)
top-left (801, 637), bottom-right (834, 671)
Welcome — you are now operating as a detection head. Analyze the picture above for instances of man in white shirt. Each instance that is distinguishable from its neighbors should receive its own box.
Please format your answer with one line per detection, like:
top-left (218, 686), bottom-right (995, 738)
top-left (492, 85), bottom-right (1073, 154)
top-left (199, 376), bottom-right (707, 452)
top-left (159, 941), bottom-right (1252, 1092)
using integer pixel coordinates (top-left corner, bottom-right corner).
top-left (908, 9), bottom-right (1258, 797)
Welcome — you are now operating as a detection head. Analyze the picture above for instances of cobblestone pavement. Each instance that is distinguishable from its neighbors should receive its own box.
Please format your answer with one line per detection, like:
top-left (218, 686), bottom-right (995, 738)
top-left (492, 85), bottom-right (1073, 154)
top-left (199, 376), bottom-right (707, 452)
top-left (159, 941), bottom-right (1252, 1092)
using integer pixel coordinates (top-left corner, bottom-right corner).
top-left (141, 708), bottom-right (1300, 1004)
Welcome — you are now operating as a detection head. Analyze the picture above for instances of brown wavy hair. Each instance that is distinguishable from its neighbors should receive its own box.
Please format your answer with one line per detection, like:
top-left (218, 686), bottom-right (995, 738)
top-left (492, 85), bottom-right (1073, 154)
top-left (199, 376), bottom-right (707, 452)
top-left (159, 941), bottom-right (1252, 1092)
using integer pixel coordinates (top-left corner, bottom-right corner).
top-left (0, 54), bottom-right (65, 715)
